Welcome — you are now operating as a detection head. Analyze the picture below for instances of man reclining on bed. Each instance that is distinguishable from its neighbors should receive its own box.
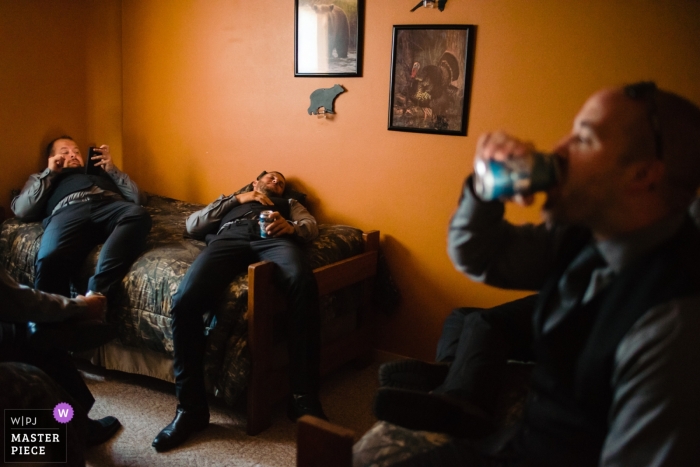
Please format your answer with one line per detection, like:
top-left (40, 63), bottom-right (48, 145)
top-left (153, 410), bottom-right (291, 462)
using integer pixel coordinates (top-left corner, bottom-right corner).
top-left (152, 171), bottom-right (326, 452)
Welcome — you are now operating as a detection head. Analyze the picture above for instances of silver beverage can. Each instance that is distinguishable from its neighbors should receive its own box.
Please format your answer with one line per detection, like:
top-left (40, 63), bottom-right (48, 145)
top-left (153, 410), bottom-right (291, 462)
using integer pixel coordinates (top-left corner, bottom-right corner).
top-left (473, 152), bottom-right (560, 201)
top-left (259, 210), bottom-right (273, 238)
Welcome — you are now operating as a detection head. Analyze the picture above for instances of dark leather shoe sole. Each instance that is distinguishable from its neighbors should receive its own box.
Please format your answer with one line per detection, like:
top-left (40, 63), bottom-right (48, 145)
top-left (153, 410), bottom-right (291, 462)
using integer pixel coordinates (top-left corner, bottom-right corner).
top-left (152, 410), bottom-right (209, 452)
top-left (373, 387), bottom-right (494, 438)
top-left (378, 359), bottom-right (450, 392)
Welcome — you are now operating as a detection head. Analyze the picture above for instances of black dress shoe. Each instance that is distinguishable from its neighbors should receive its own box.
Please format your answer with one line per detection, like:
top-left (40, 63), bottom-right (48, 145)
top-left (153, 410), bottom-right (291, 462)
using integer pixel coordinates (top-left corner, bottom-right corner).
top-left (373, 387), bottom-right (495, 438)
top-left (86, 416), bottom-right (121, 446)
top-left (152, 408), bottom-right (209, 452)
top-left (27, 320), bottom-right (118, 353)
top-left (378, 359), bottom-right (450, 392)
top-left (287, 394), bottom-right (328, 422)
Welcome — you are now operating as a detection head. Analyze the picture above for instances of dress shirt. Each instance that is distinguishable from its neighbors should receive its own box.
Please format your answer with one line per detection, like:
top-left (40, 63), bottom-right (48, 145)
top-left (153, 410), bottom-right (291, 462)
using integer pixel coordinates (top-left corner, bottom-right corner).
top-left (11, 165), bottom-right (144, 221)
top-left (186, 192), bottom-right (318, 242)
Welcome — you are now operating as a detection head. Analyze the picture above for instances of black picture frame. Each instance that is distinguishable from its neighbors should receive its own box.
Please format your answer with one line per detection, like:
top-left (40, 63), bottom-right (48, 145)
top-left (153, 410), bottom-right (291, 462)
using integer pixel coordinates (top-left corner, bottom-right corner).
top-left (388, 25), bottom-right (476, 136)
top-left (294, 0), bottom-right (364, 77)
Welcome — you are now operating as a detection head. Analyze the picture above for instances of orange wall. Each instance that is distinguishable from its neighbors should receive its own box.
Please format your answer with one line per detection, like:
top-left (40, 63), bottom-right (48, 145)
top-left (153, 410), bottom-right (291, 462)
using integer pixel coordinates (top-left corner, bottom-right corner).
top-left (1, 0), bottom-right (87, 212)
top-left (3, 1), bottom-right (699, 360)
top-left (121, 0), bottom-right (700, 360)
top-left (0, 0), bottom-right (122, 215)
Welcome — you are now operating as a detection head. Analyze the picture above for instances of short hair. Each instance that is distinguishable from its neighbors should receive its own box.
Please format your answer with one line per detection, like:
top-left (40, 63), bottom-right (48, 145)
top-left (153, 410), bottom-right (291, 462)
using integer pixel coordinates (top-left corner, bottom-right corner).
top-left (653, 88), bottom-right (700, 209)
top-left (257, 171), bottom-right (286, 182)
top-left (45, 135), bottom-right (75, 158)
top-left (620, 84), bottom-right (700, 210)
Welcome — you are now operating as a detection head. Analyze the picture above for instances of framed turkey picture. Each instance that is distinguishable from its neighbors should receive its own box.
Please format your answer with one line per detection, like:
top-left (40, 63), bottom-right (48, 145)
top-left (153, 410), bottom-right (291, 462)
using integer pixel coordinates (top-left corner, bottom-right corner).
top-left (295, 0), bottom-right (365, 77)
top-left (388, 25), bottom-right (476, 136)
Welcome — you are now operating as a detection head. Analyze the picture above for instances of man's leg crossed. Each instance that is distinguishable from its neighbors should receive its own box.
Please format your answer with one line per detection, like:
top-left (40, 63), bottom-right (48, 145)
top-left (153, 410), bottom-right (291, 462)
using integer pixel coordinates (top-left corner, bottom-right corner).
top-left (88, 200), bottom-right (152, 296)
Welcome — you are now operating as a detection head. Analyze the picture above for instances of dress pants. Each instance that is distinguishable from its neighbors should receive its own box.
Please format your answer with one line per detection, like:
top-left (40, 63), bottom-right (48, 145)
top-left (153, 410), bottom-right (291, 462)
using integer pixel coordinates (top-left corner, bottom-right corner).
top-left (35, 198), bottom-right (152, 298)
top-left (434, 295), bottom-right (538, 413)
top-left (0, 326), bottom-right (95, 413)
top-left (171, 222), bottom-right (321, 412)
top-left (389, 296), bottom-right (540, 467)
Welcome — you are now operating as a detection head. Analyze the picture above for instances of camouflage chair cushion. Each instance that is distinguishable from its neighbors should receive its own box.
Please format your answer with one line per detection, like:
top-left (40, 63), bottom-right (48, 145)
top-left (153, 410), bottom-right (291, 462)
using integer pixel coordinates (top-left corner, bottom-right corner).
top-left (0, 194), bottom-right (367, 406)
top-left (353, 362), bottom-right (534, 467)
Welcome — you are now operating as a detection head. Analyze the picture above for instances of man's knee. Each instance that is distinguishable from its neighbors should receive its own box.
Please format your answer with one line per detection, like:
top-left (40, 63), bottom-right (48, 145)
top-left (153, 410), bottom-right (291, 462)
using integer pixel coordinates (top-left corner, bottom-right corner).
top-left (437, 307), bottom-right (485, 362)
top-left (120, 205), bottom-right (152, 230)
top-left (442, 307), bottom-right (483, 334)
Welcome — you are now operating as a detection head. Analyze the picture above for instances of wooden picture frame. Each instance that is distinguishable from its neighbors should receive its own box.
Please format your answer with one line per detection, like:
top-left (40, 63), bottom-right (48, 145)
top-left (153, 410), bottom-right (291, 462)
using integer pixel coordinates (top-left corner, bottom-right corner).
top-left (388, 25), bottom-right (476, 136)
top-left (295, 0), bottom-right (364, 77)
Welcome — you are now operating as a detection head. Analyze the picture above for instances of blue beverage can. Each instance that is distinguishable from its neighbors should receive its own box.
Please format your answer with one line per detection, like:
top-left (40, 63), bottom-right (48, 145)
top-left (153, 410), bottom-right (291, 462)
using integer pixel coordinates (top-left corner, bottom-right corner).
top-left (259, 210), bottom-right (273, 238)
top-left (473, 152), bottom-right (560, 201)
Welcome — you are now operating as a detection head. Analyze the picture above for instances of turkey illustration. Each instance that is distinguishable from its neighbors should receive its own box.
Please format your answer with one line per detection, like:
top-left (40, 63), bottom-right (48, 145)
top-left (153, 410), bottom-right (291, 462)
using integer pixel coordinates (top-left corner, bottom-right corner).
top-left (404, 51), bottom-right (460, 124)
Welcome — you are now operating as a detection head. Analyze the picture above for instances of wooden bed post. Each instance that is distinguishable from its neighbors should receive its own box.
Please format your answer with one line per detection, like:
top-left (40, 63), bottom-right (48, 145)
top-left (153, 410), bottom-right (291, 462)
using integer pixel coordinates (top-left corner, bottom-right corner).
top-left (247, 229), bottom-right (380, 436)
top-left (297, 415), bottom-right (355, 467)
top-left (357, 230), bottom-right (379, 366)
top-left (246, 260), bottom-right (278, 435)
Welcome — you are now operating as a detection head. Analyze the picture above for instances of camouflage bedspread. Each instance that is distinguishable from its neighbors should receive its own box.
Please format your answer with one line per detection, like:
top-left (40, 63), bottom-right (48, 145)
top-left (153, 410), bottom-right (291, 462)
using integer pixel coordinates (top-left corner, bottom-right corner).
top-left (0, 194), bottom-right (367, 406)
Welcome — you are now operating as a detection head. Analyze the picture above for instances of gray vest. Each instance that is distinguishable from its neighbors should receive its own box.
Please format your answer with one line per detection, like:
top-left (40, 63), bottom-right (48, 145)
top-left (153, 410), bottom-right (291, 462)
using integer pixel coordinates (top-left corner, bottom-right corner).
top-left (514, 219), bottom-right (700, 466)
top-left (45, 168), bottom-right (123, 216)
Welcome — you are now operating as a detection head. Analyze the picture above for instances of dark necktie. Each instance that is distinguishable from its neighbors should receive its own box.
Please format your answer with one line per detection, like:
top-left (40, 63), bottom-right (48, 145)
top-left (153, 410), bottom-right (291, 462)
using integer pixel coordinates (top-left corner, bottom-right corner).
top-left (544, 244), bottom-right (607, 332)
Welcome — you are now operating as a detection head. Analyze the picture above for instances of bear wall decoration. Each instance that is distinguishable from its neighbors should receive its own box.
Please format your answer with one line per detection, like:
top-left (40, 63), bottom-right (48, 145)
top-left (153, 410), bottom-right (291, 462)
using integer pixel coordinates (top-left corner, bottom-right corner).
top-left (308, 84), bottom-right (345, 115)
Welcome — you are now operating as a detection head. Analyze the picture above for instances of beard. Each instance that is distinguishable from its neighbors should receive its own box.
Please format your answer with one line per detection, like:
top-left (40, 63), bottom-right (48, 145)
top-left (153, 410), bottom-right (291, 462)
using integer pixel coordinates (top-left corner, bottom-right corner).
top-left (542, 186), bottom-right (577, 225)
top-left (542, 183), bottom-right (598, 229)
top-left (255, 185), bottom-right (278, 197)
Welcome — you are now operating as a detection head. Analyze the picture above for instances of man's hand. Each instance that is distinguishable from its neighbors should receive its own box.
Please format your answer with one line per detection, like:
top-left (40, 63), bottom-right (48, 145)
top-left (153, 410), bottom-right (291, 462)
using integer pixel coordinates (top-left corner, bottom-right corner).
top-left (476, 131), bottom-right (536, 162)
top-left (76, 294), bottom-right (107, 321)
top-left (265, 211), bottom-right (295, 237)
top-left (48, 154), bottom-right (65, 173)
top-left (236, 191), bottom-right (274, 205)
top-left (93, 144), bottom-right (115, 171)
top-left (475, 131), bottom-right (537, 206)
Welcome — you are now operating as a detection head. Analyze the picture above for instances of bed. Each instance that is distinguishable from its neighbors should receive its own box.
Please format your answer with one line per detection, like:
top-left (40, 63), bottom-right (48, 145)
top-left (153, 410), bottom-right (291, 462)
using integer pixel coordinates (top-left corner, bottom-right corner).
top-left (0, 193), bottom-right (379, 435)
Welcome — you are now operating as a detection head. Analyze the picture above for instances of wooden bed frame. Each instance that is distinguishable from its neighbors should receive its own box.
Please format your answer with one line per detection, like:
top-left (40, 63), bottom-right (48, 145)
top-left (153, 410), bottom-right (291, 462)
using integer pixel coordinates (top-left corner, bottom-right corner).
top-left (246, 230), bottom-right (380, 435)
top-left (297, 415), bottom-right (356, 467)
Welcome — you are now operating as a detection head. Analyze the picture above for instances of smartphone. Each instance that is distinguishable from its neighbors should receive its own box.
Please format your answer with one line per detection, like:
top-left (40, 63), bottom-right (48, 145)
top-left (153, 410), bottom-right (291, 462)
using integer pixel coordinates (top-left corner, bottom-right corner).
top-left (86, 147), bottom-right (101, 174)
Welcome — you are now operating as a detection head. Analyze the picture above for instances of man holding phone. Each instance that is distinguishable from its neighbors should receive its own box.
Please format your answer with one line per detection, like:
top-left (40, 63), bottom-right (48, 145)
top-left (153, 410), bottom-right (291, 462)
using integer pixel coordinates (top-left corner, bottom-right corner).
top-left (12, 136), bottom-right (152, 301)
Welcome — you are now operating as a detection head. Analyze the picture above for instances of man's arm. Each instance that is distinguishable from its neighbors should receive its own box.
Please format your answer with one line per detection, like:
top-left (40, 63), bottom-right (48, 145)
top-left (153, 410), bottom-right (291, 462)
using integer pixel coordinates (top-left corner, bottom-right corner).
top-left (287, 199), bottom-right (318, 242)
top-left (186, 193), bottom-right (240, 239)
top-left (105, 165), bottom-right (144, 205)
top-left (93, 145), bottom-right (144, 205)
top-left (601, 297), bottom-right (700, 466)
top-left (0, 268), bottom-right (92, 323)
top-left (11, 169), bottom-right (57, 220)
top-left (447, 176), bottom-right (562, 291)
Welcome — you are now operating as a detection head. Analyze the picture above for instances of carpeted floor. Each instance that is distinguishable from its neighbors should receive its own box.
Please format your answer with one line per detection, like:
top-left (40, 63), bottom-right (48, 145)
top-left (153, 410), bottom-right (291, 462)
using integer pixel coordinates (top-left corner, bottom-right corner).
top-left (80, 360), bottom-right (381, 467)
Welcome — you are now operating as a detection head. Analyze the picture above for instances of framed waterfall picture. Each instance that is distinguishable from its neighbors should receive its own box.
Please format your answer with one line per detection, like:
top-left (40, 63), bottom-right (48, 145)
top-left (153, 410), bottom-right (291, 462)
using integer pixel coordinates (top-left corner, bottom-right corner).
top-left (388, 25), bottom-right (476, 136)
top-left (294, 0), bottom-right (365, 77)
